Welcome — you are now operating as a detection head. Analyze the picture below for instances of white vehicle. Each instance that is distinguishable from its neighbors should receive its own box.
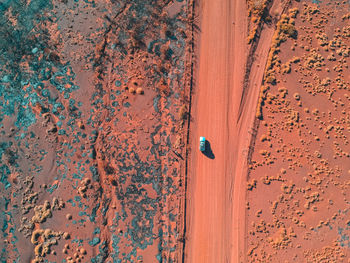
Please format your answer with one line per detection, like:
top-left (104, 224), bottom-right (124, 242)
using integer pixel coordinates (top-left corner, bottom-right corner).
top-left (199, 136), bottom-right (206, 151)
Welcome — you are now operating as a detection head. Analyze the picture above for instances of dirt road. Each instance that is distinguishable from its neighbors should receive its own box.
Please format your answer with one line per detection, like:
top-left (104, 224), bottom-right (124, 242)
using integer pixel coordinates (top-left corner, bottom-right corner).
top-left (184, 0), bottom-right (247, 262)
top-left (184, 0), bottom-right (285, 261)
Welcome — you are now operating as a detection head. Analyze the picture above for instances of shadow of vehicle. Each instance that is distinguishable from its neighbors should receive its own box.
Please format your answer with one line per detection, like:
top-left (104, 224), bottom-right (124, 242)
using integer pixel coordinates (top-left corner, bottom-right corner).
top-left (203, 140), bottom-right (215, 159)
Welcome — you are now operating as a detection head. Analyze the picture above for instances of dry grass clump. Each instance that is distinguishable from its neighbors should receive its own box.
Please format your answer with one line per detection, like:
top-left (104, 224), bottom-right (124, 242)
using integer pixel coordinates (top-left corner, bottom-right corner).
top-left (179, 104), bottom-right (188, 121)
top-left (280, 56), bottom-right (300, 75)
top-left (278, 87), bottom-right (288, 97)
top-left (281, 62), bottom-right (291, 74)
top-left (280, 23), bottom-right (297, 39)
top-left (128, 87), bottom-right (136, 94)
top-left (66, 213), bottom-right (72, 220)
top-left (256, 85), bottom-right (269, 119)
top-left (136, 87), bottom-right (144, 94)
top-left (342, 26), bottom-right (350, 37)
top-left (158, 79), bottom-right (170, 96)
top-left (260, 134), bottom-right (269, 142)
top-left (342, 12), bottom-right (350, 20)
top-left (290, 56), bottom-right (300, 63)
top-left (265, 75), bottom-right (276, 84)
top-left (247, 179), bottom-right (257, 190)
top-left (293, 93), bottom-right (301, 100)
top-left (32, 200), bottom-right (52, 223)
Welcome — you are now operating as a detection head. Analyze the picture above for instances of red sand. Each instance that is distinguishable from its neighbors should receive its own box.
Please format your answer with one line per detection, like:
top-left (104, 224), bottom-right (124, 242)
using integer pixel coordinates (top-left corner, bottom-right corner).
top-left (1, 1), bottom-right (191, 262)
top-left (246, 0), bottom-right (350, 261)
top-left (184, 0), bottom-right (349, 261)
top-left (3, 0), bottom-right (350, 261)
top-left (185, 0), bottom-right (250, 261)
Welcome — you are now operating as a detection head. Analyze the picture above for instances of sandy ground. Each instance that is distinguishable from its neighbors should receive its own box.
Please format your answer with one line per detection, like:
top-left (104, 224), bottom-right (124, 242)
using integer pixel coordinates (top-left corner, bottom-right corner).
top-left (184, 0), bottom-right (296, 262)
top-left (2, 0), bottom-right (350, 261)
top-left (0, 0), bottom-right (191, 262)
top-left (185, 0), bottom-right (248, 261)
top-left (246, 0), bottom-right (350, 261)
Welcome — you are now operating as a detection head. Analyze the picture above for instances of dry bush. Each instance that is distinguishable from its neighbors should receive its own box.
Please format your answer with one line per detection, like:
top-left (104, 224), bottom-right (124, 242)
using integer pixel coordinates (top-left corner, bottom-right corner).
top-left (252, 0), bottom-right (266, 15)
top-left (247, 179), bottom-right (257, 190)
top-left (136, 87), bottom-right (144, 94)
top-left (280, 24), bottom-right (297, 39)
top-left (179, 105), bottom-right (188, 120)
top-left (281, 63), bottom-right (291, 74)
top-left (158, 79), bottom-right (170, 96)
top-left (265, 75), bottom-right (276, 84)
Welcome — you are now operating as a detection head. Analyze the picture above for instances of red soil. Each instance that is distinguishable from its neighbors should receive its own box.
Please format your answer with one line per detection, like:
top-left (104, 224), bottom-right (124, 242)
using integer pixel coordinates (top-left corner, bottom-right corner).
top-left (184, 0), bottom-right (349, 261)
top-left (246, 0), bottom-right (350, 261)
top-left (3, 0), bottom-right (350, 261)
top-left (185, 0), bottom-right (251, 261)
top-left (1, 0), bottom-right (191, 262)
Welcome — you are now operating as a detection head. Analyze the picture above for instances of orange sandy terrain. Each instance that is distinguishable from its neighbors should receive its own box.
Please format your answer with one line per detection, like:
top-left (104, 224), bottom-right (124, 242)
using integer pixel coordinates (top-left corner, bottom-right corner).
top-left (184, 0), bottom-right (247, 261)
top-left (186, 0), bottom-right (350, 262)
top-left (0, 0), bottom-right (192, 262)
top-left (246, 0), bottom-right (350, 262)
top-left (184, 0), bottom-right (284, 261)
top-left (1, 0), bottom-right (350, 262)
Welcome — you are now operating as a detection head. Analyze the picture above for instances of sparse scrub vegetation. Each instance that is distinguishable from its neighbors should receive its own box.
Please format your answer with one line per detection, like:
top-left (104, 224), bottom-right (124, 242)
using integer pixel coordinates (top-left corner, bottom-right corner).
top-left (256, 8), bottom-right (299, 120)
top-left (247, 0), bottom-right (271, 43)
top-left (249, 1), bottom-right (350, 260)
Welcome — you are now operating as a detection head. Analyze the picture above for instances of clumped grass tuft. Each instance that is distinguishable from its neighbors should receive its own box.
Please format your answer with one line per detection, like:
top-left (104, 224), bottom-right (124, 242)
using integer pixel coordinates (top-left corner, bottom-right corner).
top-left (179, 104), bottom-right (188, 121)
top-left (136, 87), bottom-right (144, 94)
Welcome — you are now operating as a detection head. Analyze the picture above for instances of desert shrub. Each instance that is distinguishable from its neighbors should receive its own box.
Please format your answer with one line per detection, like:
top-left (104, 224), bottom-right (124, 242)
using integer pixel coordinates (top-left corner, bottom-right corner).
top-left (280, 24), bottom-right (297, 39)
top-left (136, 87), bottom-right (144, 94)
top-left (264, 15), bottom-right (272, 23)
top-left (252, 0), bottom-right (266, 15)
top-left (265, 75), bottom-right (276, 85)
top-left (179, 104), bottom-right (188, 120)
top-left (281, 63), bottom-right (291, 74)
top-left (158, 79), bottom-right (170, 96)
top-left (104, 165), bottom-right (115, 175)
